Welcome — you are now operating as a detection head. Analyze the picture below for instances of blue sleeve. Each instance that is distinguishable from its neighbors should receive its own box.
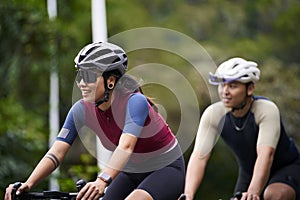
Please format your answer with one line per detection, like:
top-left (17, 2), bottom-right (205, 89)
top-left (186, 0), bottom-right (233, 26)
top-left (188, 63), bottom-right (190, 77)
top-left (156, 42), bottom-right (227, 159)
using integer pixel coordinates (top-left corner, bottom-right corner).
top-left (56, 100), bottom-right (85, 145)
top-left (123, 93), bottom-right (149, 137)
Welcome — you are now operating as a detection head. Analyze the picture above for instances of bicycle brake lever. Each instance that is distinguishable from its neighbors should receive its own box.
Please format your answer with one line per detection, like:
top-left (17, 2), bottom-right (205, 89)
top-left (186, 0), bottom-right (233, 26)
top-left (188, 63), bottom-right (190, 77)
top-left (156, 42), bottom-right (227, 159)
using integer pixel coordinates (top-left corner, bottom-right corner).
top-left (178, 193), bottom-right (186, 200)
top-left (76, 179), bottom-right (86, 191)
top-left (12, 182), bottom-right (23, 200)
top-left (13, 182), bottom-right (22, 190)
top-left (230, 191), bottom-right (242, 200)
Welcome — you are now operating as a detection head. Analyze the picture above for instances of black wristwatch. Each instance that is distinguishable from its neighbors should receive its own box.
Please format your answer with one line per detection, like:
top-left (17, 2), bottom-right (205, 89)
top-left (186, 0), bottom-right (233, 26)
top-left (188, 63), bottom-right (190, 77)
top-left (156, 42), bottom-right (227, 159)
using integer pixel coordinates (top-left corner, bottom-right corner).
top-left (97, 172), bottom-right (112, 186)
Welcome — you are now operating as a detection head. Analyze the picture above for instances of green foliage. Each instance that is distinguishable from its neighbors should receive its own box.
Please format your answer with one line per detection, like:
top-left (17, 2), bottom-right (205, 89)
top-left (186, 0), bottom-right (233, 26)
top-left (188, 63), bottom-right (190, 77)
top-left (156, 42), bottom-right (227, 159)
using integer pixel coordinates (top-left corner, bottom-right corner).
top-left (59, 154), bottom-right (99, 191)
top-left (0, 97), bottom-right (47, 198)
top-left (1, 0), bottom-right (300, 199)
top-left (273, 3), bottom-right (300, 62)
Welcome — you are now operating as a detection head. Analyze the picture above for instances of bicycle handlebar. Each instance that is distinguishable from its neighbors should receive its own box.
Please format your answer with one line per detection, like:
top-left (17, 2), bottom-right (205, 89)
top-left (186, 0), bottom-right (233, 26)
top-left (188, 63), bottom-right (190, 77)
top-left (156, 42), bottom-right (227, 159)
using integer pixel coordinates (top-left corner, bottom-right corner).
top-left (178, 191), bottom-right (242, 200)
top-left (230, 191), bottom-right (242, 200)
top-left (12, 179), bottom-right (86, 200)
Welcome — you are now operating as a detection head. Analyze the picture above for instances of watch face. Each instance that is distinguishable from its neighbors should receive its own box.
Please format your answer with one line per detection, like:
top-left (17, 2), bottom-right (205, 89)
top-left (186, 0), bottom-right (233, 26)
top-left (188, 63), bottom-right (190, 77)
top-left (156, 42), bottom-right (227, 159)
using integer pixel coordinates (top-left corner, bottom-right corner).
top-left (101, 173), bottom-right (110, 181)
top-left (99, 172), bottom-right (112, 184)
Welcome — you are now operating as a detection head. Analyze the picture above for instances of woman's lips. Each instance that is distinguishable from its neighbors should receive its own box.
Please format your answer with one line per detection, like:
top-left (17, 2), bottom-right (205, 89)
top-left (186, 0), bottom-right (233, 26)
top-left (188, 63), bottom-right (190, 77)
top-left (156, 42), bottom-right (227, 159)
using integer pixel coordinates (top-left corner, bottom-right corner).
top-left (81, 89), bottom-right (92, 97)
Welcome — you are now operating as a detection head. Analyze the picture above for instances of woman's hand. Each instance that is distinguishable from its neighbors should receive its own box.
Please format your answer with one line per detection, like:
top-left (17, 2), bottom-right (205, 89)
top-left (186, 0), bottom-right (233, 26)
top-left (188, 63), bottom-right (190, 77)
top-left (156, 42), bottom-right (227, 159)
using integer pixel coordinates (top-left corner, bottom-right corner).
top-left (76, 178), bottom-right (106, 200)
top-left (240, 192), bottom-right (260, 200)
top-left (5, 182), bottom-right (30, 200)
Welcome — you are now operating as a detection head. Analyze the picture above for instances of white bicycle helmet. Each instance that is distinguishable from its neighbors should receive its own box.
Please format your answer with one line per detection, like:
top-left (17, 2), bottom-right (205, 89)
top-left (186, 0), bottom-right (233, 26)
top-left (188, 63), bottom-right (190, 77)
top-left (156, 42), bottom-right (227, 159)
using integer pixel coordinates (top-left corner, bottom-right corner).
top-left (209, 57), bottom-right (260, 85)
top-left (74, 42), bottom-right (128, 76)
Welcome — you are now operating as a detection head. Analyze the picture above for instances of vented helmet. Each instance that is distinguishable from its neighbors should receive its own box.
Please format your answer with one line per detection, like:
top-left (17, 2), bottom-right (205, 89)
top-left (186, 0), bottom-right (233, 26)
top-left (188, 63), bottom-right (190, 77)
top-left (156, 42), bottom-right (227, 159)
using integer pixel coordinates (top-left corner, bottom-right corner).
top-left (209, 57), bottom-right (260, 85)
top-left (74, 42), bottom-right (128, 76)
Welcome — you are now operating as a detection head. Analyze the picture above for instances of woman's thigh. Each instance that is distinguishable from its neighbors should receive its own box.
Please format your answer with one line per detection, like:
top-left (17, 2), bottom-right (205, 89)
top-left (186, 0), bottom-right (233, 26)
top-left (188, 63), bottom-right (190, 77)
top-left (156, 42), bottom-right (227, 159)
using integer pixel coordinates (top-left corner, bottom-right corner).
top-left (102, 172), bottom-right (136, 200)
top-left (137, 156), bottom-right (185, 200)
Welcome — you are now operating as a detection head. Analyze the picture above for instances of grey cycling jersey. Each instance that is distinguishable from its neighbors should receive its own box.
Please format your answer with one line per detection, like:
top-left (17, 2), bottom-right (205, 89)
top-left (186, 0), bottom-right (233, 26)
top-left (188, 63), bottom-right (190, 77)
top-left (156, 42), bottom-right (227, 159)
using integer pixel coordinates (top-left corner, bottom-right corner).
top-left (194, 96), bottom-right (299, 174)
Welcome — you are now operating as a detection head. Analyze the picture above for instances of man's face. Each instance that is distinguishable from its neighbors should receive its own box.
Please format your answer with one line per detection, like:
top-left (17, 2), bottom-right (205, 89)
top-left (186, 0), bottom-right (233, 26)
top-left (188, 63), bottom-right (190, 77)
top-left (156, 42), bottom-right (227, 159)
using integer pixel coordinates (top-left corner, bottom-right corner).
top-left (218, 81), bottom-right (249, 108)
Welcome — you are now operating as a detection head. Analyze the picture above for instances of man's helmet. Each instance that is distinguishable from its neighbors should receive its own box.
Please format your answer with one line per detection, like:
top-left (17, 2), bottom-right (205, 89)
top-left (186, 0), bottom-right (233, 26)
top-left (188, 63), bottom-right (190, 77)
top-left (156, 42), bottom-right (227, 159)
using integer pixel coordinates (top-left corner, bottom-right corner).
top-left (74, 42), bottom-right (128, 76)
top-left (209, 57), bottom-right (260, 85)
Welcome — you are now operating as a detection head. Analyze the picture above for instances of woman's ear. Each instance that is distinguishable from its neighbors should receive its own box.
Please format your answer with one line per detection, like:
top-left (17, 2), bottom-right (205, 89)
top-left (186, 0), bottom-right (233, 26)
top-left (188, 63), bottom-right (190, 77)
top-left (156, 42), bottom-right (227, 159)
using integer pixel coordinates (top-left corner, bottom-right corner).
top-left (107, 76), bottom-right (116, 90)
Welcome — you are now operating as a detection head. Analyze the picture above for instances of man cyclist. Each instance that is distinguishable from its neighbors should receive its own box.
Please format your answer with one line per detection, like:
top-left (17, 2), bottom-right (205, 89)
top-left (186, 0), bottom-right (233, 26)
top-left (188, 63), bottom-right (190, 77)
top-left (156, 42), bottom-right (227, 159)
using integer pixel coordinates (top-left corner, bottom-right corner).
top-left (181, 57), bottom-right (300, 200)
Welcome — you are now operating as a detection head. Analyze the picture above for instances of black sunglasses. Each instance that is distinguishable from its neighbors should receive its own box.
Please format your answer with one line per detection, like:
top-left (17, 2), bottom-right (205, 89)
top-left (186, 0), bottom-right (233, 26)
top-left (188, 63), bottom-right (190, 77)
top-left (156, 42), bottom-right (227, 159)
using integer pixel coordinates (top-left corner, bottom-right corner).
top-left (76, 70), bottom-right (102, 83)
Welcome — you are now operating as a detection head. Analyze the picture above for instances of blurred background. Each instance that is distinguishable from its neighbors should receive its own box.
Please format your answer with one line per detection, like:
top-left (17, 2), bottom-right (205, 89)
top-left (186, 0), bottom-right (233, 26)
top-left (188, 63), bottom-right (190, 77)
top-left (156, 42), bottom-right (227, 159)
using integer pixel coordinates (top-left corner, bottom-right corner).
top-left (1, 0), bottom-right (299, 199)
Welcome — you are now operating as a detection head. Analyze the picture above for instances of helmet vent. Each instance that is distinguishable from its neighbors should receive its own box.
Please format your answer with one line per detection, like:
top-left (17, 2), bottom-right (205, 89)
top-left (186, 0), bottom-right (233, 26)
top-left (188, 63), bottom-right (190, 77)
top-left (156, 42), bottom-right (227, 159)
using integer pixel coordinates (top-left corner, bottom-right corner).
top-left (98, 49), bottom-right (113, 55)
top-left (114, 49), bottom-right (124, 54)
top-left (112, 57), bottom-right (121, 63)
top-left (232, 63), bottom-right (239, 68)
top-left (123, 55), bottom-right (128, 66)
top-left (98, 55), bottom-right (120, 65)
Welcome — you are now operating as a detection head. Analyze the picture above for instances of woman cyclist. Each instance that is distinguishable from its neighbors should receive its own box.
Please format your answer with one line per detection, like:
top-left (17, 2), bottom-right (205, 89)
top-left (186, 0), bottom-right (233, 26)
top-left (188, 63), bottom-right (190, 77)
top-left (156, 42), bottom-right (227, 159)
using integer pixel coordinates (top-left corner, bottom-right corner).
top-left (5, 42), bottom-right (185, 200)
top-left (180, 57), bottom-right (300, 200)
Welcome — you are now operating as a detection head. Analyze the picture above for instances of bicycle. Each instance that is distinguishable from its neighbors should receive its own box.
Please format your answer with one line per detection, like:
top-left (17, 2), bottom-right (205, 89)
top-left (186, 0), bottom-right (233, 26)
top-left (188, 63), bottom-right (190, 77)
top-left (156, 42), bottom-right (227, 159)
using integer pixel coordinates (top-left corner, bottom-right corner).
top-left (178, 191), bottom-right (242, 200)
top-left (11, 179), bottom-right (86, 200)
top-left (230, 192), bottom-right (242, 200)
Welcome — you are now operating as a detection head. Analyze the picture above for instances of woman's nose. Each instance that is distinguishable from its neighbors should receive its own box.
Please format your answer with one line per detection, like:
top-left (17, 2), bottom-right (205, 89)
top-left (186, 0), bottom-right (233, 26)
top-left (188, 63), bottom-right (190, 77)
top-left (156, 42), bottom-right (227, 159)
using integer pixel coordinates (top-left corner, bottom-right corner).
top-left (77, 79), bottom-right (87, 87)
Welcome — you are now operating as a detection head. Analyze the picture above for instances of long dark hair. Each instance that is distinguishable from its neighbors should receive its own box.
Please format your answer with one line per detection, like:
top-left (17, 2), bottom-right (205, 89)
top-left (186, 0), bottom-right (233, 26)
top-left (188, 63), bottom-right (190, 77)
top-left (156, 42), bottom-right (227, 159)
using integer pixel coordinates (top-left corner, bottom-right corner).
top-left (105, 71), bottom-right (157, 111)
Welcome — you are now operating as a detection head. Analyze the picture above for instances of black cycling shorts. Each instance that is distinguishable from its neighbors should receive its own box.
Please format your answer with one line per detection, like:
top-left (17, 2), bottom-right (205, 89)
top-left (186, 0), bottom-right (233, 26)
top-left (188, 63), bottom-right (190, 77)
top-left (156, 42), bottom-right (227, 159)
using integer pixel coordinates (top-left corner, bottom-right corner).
top-left (235, 156), bottom-right (300, 200)
top-left (268, 156), bottom-right (300, 199)
top-left (102, 156), bottom-right (185, 200)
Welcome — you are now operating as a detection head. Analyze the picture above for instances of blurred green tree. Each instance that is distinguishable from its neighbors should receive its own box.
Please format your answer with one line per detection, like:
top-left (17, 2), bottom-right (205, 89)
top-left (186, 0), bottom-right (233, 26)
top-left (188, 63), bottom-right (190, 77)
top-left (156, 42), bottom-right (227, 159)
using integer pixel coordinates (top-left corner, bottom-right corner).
top-left (1, 0), bottom-right (299, 199)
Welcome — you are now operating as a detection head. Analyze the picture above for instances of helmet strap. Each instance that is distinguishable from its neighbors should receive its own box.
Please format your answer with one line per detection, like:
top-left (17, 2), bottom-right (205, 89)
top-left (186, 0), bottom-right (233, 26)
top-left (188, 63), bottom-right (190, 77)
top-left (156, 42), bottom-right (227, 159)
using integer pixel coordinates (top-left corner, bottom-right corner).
top-left (95, 76), bottom-right (110, 107)
top-left (95, 88), bottom-right (109, 107)
top-left (232, 84), bottom-right (252, 112)
top-left (232, 98), bottom-right (247, 112)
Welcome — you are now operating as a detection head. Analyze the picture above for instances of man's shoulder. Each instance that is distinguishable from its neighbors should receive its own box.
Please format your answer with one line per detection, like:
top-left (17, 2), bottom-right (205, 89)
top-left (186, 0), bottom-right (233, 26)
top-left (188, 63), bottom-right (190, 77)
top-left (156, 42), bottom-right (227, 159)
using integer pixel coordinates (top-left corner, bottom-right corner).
top-left (201, 101), bottom-right (229, 123)
top-left (253, 96), bottom-right (278, 110)
top-left (206, 101), bottom-right (229, 113)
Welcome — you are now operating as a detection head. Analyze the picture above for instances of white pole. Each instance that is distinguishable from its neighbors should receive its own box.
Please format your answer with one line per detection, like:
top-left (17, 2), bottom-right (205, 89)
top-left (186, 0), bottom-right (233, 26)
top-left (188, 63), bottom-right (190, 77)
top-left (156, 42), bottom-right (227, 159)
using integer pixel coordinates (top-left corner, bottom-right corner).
top-left (92, 0), bottom-right (107, 42)
top-left (47, 0), bottom-right (60, 191)
top-left (91, 0), bottom-right (111, 170)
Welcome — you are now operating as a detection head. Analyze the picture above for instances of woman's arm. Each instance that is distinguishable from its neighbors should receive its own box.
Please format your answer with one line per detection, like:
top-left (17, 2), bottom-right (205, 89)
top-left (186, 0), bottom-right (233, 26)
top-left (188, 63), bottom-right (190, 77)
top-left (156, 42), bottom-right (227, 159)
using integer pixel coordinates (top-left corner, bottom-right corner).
top-left (102, 133), bottom-right (137, 178)
top-left (183, 151), bottom-right (210, 200)
top-left (4, 140), bottom-right (70, 200)
top-left (24, 141), bottom-right (71, 189)
top-left (77, 94), bottom-right (147, 199)
top-left (77, 133), bottom-right (137, 200)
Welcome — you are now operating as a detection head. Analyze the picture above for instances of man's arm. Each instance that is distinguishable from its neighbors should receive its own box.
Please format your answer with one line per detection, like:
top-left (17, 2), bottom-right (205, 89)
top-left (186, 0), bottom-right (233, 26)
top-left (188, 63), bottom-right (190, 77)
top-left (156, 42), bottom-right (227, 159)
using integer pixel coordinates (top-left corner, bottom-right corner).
top-left (183, 151), bottom-right (210, 200)
top-left (244, 145), bottom-right (275, 198)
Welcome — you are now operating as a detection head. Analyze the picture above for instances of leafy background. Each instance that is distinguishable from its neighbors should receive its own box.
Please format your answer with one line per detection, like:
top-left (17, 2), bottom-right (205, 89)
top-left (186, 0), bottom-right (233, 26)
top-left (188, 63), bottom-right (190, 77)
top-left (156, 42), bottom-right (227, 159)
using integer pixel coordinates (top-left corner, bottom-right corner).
top-left (1, 0), bottom-right (300, 199)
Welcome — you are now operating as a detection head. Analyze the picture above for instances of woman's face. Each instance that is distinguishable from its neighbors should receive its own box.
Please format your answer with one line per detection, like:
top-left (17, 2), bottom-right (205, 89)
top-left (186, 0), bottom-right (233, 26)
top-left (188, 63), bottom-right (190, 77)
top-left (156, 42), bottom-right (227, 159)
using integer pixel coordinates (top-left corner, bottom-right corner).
top-left (218, 81), bottom-right (252, 108)
top-left (76, 72), bottom-right (105, 103)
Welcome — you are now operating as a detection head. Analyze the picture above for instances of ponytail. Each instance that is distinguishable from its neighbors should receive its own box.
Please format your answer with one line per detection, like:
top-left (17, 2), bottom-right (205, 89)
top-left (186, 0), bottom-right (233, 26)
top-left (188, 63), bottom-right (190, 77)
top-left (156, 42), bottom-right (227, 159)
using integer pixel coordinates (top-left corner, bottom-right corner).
top-left (115, 74), bottom-right (158, 112)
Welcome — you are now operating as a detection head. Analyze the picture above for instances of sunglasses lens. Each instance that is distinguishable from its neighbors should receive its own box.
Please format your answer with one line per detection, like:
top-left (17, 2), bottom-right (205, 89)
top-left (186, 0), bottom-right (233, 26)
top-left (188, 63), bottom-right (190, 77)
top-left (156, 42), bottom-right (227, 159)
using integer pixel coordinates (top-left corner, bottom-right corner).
top-left (76, 70), bottom-right (97, 83)
top-left (75, 72), bottom-right (82, 82)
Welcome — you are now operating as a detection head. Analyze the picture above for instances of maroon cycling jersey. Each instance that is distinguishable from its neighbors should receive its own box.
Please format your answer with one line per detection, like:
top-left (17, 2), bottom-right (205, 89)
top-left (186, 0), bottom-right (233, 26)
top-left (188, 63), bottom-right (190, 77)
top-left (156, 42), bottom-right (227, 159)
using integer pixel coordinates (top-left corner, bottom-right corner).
top-left (57, 91), bottom-right (176, 153)
top-left (56, 91), bottom-right (181, 172)
top-left (82, 92), bottom-right (176, 153)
